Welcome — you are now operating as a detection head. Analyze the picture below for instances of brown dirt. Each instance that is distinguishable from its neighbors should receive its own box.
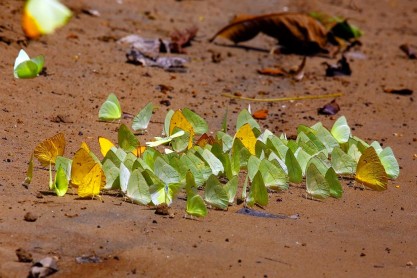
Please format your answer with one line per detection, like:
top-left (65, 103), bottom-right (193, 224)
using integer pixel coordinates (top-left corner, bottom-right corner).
top-left (1, 0), bottom-right (416, 277)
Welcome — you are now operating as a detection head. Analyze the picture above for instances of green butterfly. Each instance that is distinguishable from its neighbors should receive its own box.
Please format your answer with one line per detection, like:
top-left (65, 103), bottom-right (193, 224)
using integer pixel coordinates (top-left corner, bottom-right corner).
top-left (98, 93), bottom-right (122, 121)
top-left (331, 116), bottom-right (351, 144)
top-left (14, 49), bottom-right (44, 79)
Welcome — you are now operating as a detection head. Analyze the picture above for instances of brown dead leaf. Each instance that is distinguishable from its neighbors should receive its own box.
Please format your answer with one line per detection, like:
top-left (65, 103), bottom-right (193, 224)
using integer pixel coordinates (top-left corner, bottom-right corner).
top-left (252, 109), bottom-right (268, 120)
top-left (170, 26), bottom-right (198, 53)
top-left (196, 133), bottom-right (216, 147)
top-left (399, 44), bottom-right (416, 59)
top-left (209, 13), bottom-right (329, 55)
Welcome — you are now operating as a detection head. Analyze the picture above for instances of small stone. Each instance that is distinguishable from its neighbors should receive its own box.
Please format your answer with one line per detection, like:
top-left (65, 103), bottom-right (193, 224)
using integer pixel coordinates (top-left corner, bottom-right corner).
top-left (24, 212), bottom-right (38, 222)
top-left (406, 261), bottom-right (413, 266)
top-left (16, 248), bottom-right (33, 263)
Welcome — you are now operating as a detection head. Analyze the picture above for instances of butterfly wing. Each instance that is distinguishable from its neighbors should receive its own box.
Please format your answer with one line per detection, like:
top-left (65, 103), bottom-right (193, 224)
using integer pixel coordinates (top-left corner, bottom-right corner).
top-left (71, 148), bottom-right (96, 188)
top-left (99, 93), bottom-right (122, 121)
top-left (306, 163), bottom-right (330, 199)
top-left (331, 116), bottom-right (351, 143)
top-left (77, 163), bottom-right (104, 198)
top-left (23, 0), bottom-right (72, 38)
top-left (34, 133), bottom-right (65, 166)
top-left (355, 147), bottom-right (388, 191)
top-left (235, 123), bottom-right (256, 155)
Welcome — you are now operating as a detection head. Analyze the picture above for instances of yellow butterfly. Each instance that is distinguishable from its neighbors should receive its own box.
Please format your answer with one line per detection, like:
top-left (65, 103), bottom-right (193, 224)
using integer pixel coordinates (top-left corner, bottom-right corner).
top-left (169, 110), bottom-right (194, 149)
top-left (355, 147), bottom-right (388, 191)
top-left (234, 123), bottom-right (256, 155)
top-left (70, 147), bottom-right (97, 188)
top-left (77, 163), bottom-right (105, 198)
top-left (34, 133), bottom-right (65, 166)
top-left (98, 136), bottom-right (145, 157)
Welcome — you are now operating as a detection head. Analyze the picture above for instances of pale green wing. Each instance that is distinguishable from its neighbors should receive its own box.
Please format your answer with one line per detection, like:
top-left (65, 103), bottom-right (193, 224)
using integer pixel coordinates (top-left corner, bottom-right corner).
top-left (246, 171), bottom-right (268, 207)
top-left (259, 159), bottom-right (288, 191)
top-left (126, 169), bottom-right (151, 205)
top-left (331, 116), bottom-right (351, 143)
top-left (53, 166), bottom-right (69, 197)
top-left (325, 167), bottom-right (342, 198)
top-left (182, 108), bottom-right (208, 134)
top-left (204, 175), bottom-right (228, 210)
top-left (98, 93), bottom-right (122, 121)
top-left (306, 163), bottom-right (330, 199)
top-left (379, 147), bottom-right (399, 179)
top-left (132, 102), bottom-right (153, 131)
top-left (331, 146), bottom-right (357, 175)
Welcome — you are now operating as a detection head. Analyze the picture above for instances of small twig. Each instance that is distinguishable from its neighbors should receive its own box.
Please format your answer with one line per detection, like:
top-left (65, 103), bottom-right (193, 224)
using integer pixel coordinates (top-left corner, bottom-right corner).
top-left (222, 92), bottom-right (343, 102)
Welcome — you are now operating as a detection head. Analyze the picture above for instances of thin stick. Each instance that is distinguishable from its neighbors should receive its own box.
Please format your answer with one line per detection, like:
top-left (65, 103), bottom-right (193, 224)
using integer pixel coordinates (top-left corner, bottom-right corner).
top-left (222, 92), bottom-right (343, 102)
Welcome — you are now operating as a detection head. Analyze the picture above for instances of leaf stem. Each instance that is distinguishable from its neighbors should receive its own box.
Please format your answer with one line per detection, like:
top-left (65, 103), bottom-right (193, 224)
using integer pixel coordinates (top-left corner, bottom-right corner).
top-left (222, 92), bottom-right (343, 102)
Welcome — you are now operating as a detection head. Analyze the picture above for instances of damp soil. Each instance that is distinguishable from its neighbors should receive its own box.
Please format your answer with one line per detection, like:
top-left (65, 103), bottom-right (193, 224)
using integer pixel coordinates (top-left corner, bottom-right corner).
top-left (0, 0), bottom-right (416, 277)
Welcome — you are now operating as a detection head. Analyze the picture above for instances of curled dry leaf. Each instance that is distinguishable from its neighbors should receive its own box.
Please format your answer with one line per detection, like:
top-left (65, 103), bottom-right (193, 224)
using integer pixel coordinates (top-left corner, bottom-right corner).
top-left (196, 133), bottom-right (216, 147)
top-left (325, 56), bottom-right (351, 76)
top-left (170, 26), bottom-right (198, 53)
top-left (399, 44), bottom-right (416, 59)
top-left (318, 99), bottom-right (340, 115)
top-left (210, 12), bottom-right (330, 55)
top-left (252, 109), bottom-right (269, 120)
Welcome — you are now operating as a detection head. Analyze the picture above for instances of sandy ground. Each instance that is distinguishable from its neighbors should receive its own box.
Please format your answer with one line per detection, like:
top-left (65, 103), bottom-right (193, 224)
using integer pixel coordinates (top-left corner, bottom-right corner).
top-left (0, 0), bottom-right (416, 277)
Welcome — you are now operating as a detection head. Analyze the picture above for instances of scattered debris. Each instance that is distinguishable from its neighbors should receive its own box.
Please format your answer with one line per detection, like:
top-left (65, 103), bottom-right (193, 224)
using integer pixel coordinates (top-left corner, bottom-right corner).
top-left (29, 257), bottom-right (58, 278)
top-left (324, 56), bottom-right (351, 76)
top-left (75, 255), bottom-right (102, 264)
top-left (252, 109), bottom-right (268, 120)
top-left (82, 9), bottom-right (101, 17)
top-left (383, 88), bottom-right (413, 96)
top-left (126, 48), bottom-right (187, 72)
top-left (318, 99), bottom-right (340, 115)
top-left (155, 203), bottom-right (171, 215)
top-left (119, 35), bottom-right (170, 55)
top-left (258, 57), bottom-right (306, 81)
top-left (399, 44), bottom-right (416, 59)
top-left (16, 248), bottom-right (33, 263)
top-left (236, 207), bottom-right (299, 219)
top-left (24, 212), bottom-right (38, 222)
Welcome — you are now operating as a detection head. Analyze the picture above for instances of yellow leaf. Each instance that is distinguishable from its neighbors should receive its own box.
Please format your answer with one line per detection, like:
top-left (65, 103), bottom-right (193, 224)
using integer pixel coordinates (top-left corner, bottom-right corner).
top-left (235, 123), bottom-right (256, 155)
top-left (34, 133), bottom-right (65, 167)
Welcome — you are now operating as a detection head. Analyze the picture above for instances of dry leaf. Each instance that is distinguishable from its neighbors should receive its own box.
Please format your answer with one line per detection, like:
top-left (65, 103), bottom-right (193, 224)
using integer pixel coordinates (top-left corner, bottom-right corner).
top-left (252, 109), bottom-right (268, 120)
top-left (383, 88), bottom-right (413, 96)
top-left (210, 12), bottom-right (330, 55)
top-left (196, 133), bottom-right (216, 147)
top-left (170, 26), bottom-right (198, 53)
top-left (126, 48), bottom-right (187, 72)
top-left (318, 99), bottom-right (340, 115)
top-left (257, 67), bottom-right (287, 76)
top-left (399, 44), bottom-right (416, 59)
top-left (324, 56), bottom-right (351, 76)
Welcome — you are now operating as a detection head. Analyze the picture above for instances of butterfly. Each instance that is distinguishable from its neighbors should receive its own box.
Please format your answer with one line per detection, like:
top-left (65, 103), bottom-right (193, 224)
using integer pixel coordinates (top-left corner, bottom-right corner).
top-left (98, 93), bottom-right (122, 121)
top-left (22, 0), bottom-right (72, 39)
top-left (234, 123), bottom-right (257, 155)
top-left (71, 147), bottom-right (100, 188)
top-left (14, 49), bottom-right (44, 79)
top-left (355, 147), bottom-right (388, 191)
top-left (331, 116), bottom-right (351, 144)
top-left (77, 163), bottom-right (105, 198)
top-left (34, 133), bottom-right (65, 167)
top-left (169, 110), bottom-right (195, 149)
